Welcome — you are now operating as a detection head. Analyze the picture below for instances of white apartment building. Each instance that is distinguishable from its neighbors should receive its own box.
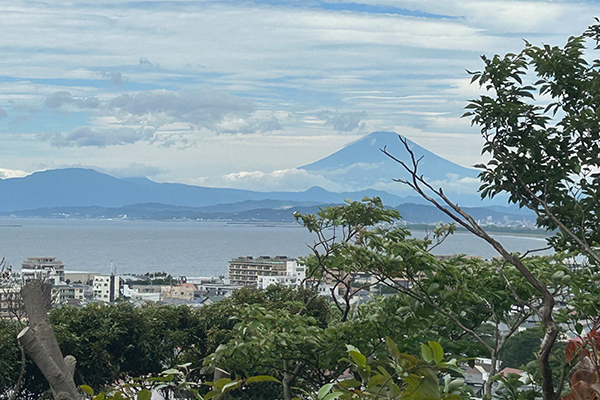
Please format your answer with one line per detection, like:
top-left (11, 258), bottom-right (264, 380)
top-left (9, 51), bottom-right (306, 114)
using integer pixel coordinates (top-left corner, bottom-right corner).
top-left (257, 260), bottom-right (306, 289)
top-left (93, 275), bottom-right (121, 302)
top-left (21, 257), bottom-right (65, 285)
top-left (228, 256), bottom-right (305, 288)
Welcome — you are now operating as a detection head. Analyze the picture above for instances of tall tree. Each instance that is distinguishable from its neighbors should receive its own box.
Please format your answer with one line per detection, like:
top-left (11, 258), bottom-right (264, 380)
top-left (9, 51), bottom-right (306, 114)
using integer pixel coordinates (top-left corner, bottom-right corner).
top-left (383, 20), bottom-right (600, 400)
top-left (465, 21), bottom-right (600, 265)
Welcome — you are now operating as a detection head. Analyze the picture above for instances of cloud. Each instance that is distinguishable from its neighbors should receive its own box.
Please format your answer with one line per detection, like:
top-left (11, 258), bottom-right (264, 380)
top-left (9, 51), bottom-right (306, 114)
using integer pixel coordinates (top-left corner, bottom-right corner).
top-left (216, 168), bottom-right (346, 192)
top-left (215, 110), bottom-right (284, 134)
top-left (428, 173), bottom-right (481, 193)
top-left (0, 168), bottom-right (28, 179)
top-left (45, 91), bottom-right (101, 109)
top-left (109, 90), bottom-right (255, 128)
top-left (102, 163), bottom-right (165, 178)
top-left (139, 57), bottom-right (158, 68)
top-left (317, 110), bottom-right (366, 132)
top-left (100, 71), bottom-right (123, 85)
top-left (38, 126), bottom-right (155, 148)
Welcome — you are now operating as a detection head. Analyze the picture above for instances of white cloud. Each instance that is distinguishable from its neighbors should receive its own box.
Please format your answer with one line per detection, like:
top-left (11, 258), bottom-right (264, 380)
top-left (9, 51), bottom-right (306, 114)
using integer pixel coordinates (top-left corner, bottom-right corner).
top-left (109, 90), bottom-right (255, 126)
top-left (38, 126), bottom-right (156, 148)
top-left (316, 110), bottom-right (366, 132)
top-left (215, 168), bottom-right (347, 192)
top-left (45, 91), bottom-right (101, 109)
top-left (0, 167), bottom-right (29, 179)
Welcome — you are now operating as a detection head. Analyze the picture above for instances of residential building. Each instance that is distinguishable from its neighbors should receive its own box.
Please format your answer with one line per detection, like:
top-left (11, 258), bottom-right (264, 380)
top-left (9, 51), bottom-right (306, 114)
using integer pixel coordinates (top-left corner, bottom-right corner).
top-left (126, 285), bottom-right (162, 302)
top-left (160, 283), bottom-right (196, 302)
top-left (93, 274), bottom-right (121, 302)
top-left (228, 256), bottom-right (304, 288)
top-left (21, 257), bottom-right (65, 284)
top-left (52, 283), bottom-right (93, 305)
top-left (195, 282), bottom-right (243, 297)
top-left (256, 259), bottom-right (306, 289)
top-left (0, 285), bottom-right (22, 318)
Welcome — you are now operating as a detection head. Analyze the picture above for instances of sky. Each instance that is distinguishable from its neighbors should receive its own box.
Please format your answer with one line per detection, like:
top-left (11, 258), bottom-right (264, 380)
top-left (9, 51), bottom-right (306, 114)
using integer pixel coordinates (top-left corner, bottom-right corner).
top-left (0, 0), bottom-right (597, 193)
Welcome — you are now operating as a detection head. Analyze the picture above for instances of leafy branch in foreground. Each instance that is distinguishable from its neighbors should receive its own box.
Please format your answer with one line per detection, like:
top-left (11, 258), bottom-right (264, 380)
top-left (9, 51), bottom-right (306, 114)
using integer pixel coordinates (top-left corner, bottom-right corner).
top-left (316, 338), bottom-right (472, 400)
top-left (82, 363), bottom-right (279, 400)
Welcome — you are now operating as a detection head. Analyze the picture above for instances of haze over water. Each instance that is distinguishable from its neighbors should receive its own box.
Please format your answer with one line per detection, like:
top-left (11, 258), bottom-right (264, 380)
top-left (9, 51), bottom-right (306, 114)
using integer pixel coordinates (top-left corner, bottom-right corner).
top-left (0, 219), bottom-right (552, 277)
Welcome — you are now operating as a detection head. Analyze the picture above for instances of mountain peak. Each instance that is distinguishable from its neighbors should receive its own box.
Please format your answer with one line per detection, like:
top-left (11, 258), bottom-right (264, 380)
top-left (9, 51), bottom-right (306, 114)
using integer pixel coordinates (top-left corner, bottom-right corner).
top-left (299, 130), bottom-right (481, 200)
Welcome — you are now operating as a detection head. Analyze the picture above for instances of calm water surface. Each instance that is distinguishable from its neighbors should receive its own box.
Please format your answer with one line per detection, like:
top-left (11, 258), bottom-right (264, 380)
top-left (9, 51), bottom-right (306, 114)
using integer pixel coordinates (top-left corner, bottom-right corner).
top-left (0, 219), bottom-right (552, 277)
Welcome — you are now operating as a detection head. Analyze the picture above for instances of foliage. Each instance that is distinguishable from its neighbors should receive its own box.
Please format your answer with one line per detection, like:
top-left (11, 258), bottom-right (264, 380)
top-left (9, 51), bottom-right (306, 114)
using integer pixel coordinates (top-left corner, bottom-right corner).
top-left (563, 326), bottom-right (600, 400)
top-left (317, 338), bottom-right (472, 400)
top-left (492, 372), bottom-right (537, 400)
top-left (50, 302), bottom-right (204, 391)
top-left (125, 271), bottom-right (178, 286)
top-left (205, 304), bottom-right (346, 400)
top-left (81, 363), bottom-right (278, 400)
top-left (0, 318), bottom-right (24, 394)
top-left (464, 20), bottom-right (600, 265)
top-left (499, 327), bottom-right (545, 369)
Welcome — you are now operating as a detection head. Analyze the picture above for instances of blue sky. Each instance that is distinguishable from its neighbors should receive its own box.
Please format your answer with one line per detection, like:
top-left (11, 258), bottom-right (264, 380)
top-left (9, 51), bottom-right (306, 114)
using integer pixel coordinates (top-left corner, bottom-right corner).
top-left (0, 0), bottom-right (597, 194)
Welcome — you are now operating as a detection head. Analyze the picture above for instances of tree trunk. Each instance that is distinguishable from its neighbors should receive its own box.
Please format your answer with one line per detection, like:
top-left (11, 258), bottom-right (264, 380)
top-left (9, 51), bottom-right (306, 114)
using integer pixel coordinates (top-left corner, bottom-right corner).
top-left (18, 280), bottom-right (83, 400)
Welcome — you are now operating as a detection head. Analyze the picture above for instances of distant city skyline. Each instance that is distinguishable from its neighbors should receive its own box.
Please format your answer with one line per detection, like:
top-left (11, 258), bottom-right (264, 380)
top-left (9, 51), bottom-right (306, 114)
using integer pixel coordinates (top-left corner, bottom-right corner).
top-left (0, 0), bottom-right (596, 192)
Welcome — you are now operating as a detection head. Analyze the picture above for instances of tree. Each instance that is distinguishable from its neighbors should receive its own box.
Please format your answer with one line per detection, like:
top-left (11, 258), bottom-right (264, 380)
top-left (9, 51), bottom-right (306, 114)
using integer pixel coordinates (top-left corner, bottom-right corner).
top-left (464, 21), bottom-right (600, 267)
top-left (381, 20), bottom-right (600, 400)
top-left (295, 198), bottom-right (578, 396)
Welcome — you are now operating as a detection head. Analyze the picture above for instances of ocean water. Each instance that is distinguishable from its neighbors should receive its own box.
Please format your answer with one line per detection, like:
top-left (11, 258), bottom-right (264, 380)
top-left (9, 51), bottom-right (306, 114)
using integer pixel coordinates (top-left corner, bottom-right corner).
top-left (0, 219), bottom-right (552, 277)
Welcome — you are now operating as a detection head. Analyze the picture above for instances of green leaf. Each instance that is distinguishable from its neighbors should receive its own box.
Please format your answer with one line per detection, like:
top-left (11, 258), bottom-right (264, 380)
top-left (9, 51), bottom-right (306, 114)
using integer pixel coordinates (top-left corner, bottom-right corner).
top-left (222, 381), bottom-right (240, 392)
top-left (421, 343), bottom-right (434, 363)
top-left (246, 375), bottom-right (280, 384)
top-left (81, 385), bottom-right (95, 396)
top-left (137, 389), bottom-right (152, 400)
top-left (204, 389), bottom-right (222, 400)
top-left (318, 383), bottom-right (334, 400)
top-left (347, 345), bottom-right (367, 367)
top-left (214, 378), bottom-right (233, 389)
top-left (428, 341), bottom-right (444, 363)
top-left (337, 379), bottom-right (361, 389)
top-left (323, 392), bottom-right (343, 400)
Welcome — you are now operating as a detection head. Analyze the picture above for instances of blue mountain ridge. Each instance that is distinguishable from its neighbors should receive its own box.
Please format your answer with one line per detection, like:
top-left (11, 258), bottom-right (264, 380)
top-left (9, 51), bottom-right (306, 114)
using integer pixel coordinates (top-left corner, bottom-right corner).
top-left (0, 168), bottom-right (408, 213)
top-left (0, 131), bottom-right (510, 213)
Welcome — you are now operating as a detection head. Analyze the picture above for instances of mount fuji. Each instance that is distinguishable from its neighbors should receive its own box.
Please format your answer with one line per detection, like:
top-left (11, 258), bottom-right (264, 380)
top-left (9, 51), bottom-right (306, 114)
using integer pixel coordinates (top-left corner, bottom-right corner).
top-left (301, 131), bottom-right (487, 204)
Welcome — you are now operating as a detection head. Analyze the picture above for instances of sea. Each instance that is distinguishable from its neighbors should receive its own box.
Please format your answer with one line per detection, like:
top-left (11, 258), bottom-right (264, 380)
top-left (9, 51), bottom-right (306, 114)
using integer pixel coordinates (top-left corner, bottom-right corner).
top-left (0, 218), bottom-right (553, 277)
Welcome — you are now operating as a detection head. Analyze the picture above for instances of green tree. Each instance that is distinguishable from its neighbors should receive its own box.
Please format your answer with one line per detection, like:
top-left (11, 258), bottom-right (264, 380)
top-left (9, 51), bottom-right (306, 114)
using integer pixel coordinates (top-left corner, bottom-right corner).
top-left (381, 20), bottom-right (600, 400)
top-left (499, 326), bottom-right (544, 369)
top-left (50, 302), bottom-right (204, 392)
top-left (295, 198), bottom-right (577, 396)
top-left (465, 21), bottom-right (600, 267)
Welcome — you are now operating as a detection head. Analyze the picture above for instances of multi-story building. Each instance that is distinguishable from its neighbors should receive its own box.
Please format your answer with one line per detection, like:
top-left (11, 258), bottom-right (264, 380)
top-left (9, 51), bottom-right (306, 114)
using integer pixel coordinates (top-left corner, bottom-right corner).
top-left (93, 275), bottom-right (121, 302)
top-left (160, 283), bottom-right (196, 302)
top-left (228, 256), bottom-right (304, 288)
top-left (52, 283), bottom-right (93, 304)
top-left (0, 285), bottom-right (22, 318)
top-left (21, 257), bottom-right (65, 284)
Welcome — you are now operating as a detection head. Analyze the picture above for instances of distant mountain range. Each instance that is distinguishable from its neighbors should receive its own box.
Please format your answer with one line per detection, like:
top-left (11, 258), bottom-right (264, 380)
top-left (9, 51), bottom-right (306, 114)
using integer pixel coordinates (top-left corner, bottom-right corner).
top-left (0, 131), bottom-right (531, 225)
top-left (0, 167), bottom-right (410, 213)
top-left (0, 202), bottom-right (536, 227)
